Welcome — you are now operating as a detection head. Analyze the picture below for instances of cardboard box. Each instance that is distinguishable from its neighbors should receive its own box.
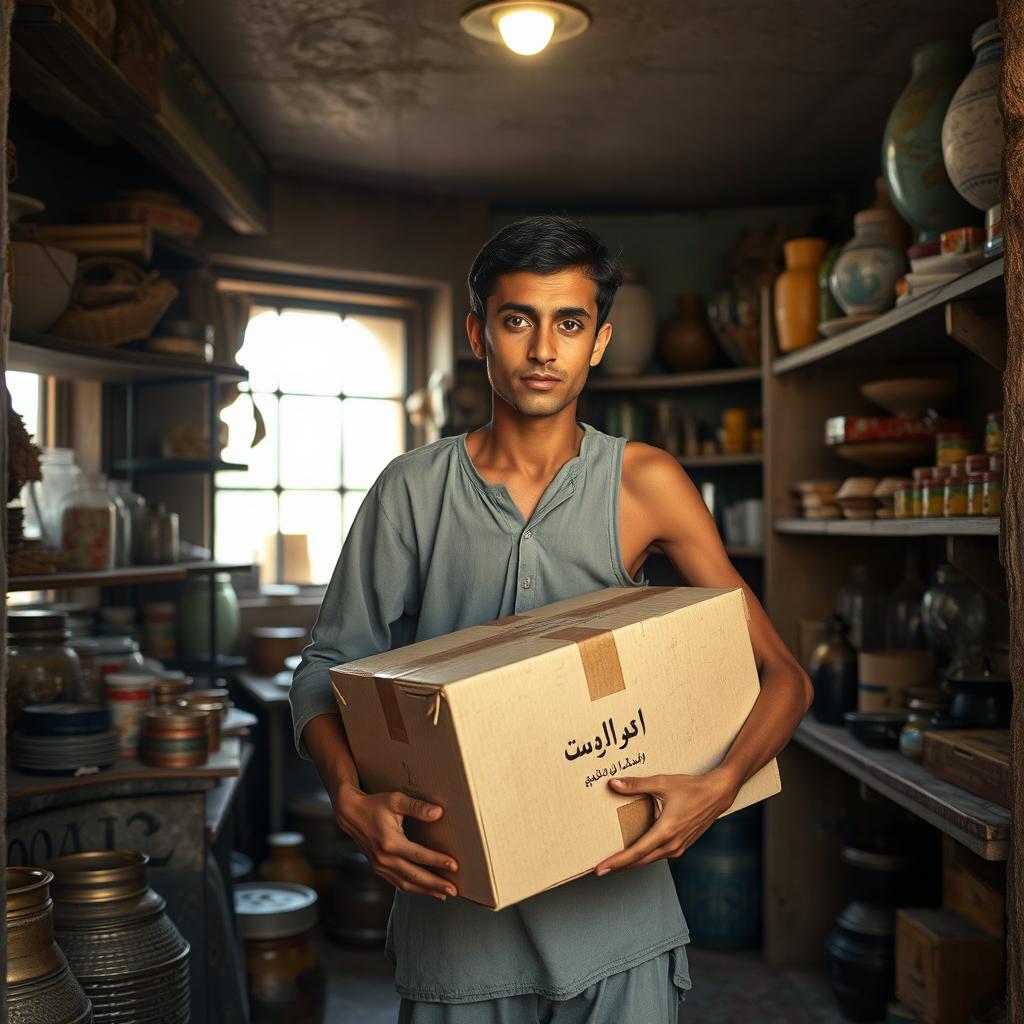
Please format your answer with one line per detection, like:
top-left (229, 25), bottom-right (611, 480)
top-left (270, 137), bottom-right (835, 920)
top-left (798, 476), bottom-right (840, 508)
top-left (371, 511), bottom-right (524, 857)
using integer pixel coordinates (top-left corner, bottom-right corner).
top-left (922, 729), bottom-right (1010, 808)
top-left (330, 585), bottom-right (781, 910)
top-left (895, 908), bottom-right (1004, 1024)
top-left (941, 835), bottom-right (1005, 940)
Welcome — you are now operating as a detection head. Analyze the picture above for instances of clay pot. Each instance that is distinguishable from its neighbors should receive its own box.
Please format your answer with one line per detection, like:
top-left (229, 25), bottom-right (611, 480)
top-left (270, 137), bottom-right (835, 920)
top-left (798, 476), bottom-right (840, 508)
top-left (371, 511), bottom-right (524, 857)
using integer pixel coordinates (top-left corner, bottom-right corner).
top-left (942, 20), bottom-right (1004, 212)
top-left (774, 238), bottom-right (828, 352)
top-left (601, 267), bottom-right (656, 376)
top-left (657, 294), bottom-right (718, 372)
top-left (882, 38), bottom-right (976, 240)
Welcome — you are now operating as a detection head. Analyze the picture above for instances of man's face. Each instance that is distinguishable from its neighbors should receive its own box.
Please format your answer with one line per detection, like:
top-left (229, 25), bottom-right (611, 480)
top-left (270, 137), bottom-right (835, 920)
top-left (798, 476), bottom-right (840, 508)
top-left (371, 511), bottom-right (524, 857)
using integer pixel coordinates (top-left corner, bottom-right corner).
top-left (466, 267), bottom-right (613, 418)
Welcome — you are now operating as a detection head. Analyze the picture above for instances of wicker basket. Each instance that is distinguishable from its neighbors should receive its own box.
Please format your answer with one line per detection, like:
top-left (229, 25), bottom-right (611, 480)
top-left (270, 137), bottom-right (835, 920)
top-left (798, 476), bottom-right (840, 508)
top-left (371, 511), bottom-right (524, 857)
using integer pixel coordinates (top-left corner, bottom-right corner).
top-left (51, 256), bottom-right (178, 347)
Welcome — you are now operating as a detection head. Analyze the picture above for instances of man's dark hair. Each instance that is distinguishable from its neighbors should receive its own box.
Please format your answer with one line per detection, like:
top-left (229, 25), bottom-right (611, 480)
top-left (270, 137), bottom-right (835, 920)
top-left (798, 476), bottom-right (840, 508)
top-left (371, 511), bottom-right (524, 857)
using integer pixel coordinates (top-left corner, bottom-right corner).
top-left (467, 216), bottom-right (623, 330)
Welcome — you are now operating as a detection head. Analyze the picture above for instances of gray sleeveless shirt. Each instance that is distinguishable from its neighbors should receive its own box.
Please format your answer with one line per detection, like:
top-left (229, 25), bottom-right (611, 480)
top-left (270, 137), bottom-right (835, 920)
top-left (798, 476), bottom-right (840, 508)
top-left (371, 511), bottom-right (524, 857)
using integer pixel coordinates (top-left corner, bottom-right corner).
top-left (290, 422), bottom-right (692, 1003)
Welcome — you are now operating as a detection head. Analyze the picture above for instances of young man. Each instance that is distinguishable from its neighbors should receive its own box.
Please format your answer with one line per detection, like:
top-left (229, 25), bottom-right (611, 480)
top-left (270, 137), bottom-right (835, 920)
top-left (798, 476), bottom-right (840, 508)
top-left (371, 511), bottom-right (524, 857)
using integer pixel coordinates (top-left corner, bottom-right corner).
top-left (291, 216), bottom-right (813, 1023)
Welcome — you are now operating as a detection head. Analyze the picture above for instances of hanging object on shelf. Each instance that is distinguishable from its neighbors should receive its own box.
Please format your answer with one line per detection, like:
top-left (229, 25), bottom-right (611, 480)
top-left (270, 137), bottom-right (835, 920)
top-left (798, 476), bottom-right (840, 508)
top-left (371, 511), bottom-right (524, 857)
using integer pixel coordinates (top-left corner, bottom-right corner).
top-left (657, 294), bottom-right (718, 372)
top-left (600, 266), bottom-right (656, 376)
top-left (942, 20), bottom-right (1004, 214)
top-left (5, 868), bottom-right (93, 1024)
top-left (774, 237), bottom-right (828, 352)
top-left (47, 851), bottom-right (192, 1024)
top-left (830, 210), bottom-right (906, 316)
top-left (881, 39), bottom-right (976, 241)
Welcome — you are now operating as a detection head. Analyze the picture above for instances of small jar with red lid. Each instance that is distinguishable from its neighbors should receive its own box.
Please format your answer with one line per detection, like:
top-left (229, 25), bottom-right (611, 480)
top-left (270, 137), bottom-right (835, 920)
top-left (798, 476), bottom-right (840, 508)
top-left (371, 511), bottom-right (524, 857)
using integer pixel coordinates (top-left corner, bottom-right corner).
top-left (921, 467), bottom-right (949, 517)
top-left (983, 472), bottom-right (1002, 516)
top-left (936, 433), bottom-right (971, 467)
top-left (985, 412), bottom-right (1003, 455)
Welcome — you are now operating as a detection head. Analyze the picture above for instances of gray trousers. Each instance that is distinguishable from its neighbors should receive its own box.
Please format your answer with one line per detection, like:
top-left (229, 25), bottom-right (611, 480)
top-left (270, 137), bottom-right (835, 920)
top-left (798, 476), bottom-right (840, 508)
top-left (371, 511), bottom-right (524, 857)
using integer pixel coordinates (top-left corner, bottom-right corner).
top-left (397, 951), bottom-right (682, 1024)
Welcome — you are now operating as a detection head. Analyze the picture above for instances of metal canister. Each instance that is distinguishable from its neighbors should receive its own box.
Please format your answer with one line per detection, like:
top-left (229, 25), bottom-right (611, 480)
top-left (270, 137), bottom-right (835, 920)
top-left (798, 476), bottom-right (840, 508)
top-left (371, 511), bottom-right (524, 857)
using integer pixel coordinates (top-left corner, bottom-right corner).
top-left (140, 708), bottom-right (209, 768)
top-left (104, 673), bottom-right (154, 758)
top-left (235, 883), bottom-right (325, 1024)
top-left (152, 672), bottom-right (192, 707)
top-left (6, 867), bottom-right (93, 1024)
top-left (46, 851), bottom-right (190, 1024)
top-left (176, 698), bottom-right (223, 753)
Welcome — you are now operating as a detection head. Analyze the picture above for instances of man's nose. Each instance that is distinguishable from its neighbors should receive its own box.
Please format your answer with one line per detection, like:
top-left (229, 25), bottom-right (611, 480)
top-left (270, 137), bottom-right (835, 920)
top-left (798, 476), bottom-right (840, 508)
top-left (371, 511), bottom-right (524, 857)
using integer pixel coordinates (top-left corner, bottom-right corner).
top-left (527, 323), bottom-right (558, 364)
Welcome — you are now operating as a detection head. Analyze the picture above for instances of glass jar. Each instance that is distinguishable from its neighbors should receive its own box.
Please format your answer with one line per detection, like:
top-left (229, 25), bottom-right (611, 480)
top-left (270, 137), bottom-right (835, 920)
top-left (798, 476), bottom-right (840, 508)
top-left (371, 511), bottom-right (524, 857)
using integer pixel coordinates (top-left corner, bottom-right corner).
top-left (885, 550), bottom-right (927, 649)
top-left (984, 412), bottom-right (1003, 454)
top-left (922, 564), bottom-right (988, 675)
top-left (71, 636), bottom-right (147, 704)
top-left (989, 453), bottom-right (1004, 475)
top-left (29, 447), bottom-right (83, 549)
top-left (60, 477), bottom-right (115, 571)
top-left (965, 453), bottom-right (989, 475)
top-left (894, 484), bottom-right (915, 519)
top-left (102, 475), bottom-right (132, 568)
top-left (177, 573), bottom-right (240, 657)
top-left (6, 611), bottom-right (83, 728)
top-left (899, 696), bottom-right (946, 761)
top-left (982, 472), bottom-right (1002, 516)
top-left (936, 432), bottom-right (970, 467)
top-left (259, 834), bottom-right (318, 890)
top-left (107, 479), bottom-right (146, 564)
top-left (836, 564), bottom-right (886, 651)
top-left (235, 883), bottom-right (326, 1024)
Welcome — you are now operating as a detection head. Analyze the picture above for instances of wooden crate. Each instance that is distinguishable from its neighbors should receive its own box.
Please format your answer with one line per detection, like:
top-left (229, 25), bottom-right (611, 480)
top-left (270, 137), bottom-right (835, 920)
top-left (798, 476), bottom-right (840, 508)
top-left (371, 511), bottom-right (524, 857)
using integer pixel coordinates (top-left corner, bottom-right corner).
top-left (922, 730), bottom-right (1010, 808)
top-left (895, 908), bottom-right (1004, 1024)
top-left (942, 835), bottom-right (1005, 940)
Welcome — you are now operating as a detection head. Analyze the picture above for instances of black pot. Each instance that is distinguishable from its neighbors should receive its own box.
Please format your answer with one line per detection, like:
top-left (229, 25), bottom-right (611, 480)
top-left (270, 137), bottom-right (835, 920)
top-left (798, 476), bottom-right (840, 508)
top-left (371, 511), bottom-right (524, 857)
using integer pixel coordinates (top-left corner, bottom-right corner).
top-left (826, 902), bottom-right (895, 1023)
top-left (840, 847), bottom-right (914, 905)
top-left (943, 659), bottom-right (1012, 728)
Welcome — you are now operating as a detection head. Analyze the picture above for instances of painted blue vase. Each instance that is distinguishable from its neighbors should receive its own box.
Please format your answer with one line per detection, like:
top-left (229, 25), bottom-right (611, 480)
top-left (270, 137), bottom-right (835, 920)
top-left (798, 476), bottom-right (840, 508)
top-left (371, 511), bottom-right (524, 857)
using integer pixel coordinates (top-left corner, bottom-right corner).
top-left (882, 38), bottom-right (976, 240)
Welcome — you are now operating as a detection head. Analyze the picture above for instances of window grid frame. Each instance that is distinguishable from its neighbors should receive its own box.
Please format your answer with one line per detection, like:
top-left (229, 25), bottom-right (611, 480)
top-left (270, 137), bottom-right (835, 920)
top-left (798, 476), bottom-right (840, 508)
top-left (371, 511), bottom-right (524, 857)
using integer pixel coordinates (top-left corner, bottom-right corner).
top-left (216, 300), bottom-right (414, 585)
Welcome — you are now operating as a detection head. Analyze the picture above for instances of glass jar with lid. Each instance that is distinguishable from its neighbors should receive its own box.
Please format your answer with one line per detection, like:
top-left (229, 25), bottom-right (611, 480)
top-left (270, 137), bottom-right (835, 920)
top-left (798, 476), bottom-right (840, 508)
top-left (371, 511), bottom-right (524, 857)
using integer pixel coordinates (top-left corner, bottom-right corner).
top-left (69, 636), bottom-right (146, 704)
top-left (60, 477), bottom-right (115, 571)
top-left (6, 610), bottom-right (83, 728)
top-left (234, 882), bottom-right (325, 1023)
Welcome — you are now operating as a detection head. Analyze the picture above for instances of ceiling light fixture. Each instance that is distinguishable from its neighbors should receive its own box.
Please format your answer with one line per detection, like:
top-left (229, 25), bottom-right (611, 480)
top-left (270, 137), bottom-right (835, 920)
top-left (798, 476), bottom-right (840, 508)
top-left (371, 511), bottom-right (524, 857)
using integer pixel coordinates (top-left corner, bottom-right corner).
top-left (460, 2), bottom-right (591, 57)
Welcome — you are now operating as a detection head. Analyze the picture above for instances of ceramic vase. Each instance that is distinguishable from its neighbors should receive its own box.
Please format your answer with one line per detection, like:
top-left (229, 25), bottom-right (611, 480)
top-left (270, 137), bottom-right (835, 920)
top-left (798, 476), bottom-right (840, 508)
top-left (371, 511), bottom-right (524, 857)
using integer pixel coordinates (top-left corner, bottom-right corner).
top-left (942, 20), bottom-right (1004, 211)
top-left (707, 285), bottom-right (762, 367)
top-left (830, 211), bottom-right (905, 315)
top-left (177, 572), bottom-right (240, 657)
top-left (882, 39), bottom-right (976, 240)
top-left (601, 267), bottom-right (656, 376)
top-left (774, 238), bottom-right (828, 352)
top-left (869, 176), bottom-right (912, 252)
top-left (657, 294), bottom-right (717, 372)
top-left (818, 245), bottom-right (843, 322)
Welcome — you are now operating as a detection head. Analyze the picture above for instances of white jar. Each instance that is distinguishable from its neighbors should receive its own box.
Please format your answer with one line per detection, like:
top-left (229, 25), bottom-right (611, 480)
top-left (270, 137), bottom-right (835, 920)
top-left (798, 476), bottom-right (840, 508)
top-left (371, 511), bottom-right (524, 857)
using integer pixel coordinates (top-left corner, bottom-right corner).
top-left (599, 267), bottom-right (656, 376)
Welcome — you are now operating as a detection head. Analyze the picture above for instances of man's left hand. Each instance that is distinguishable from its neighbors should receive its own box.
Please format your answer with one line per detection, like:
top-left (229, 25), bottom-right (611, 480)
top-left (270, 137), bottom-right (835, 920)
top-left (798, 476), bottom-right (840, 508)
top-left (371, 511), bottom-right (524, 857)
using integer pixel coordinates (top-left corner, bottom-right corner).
top-left (594, 767), bottom-right (740, 875)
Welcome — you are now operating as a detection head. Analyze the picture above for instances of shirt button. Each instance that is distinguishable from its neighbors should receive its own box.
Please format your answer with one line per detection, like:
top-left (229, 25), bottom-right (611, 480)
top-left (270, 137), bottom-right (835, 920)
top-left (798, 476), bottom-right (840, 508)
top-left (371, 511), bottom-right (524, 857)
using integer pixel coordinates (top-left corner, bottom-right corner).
top-left (521, 577), bottom-right (532, 590)
top-left (523, 530), bottom-right (533, 540)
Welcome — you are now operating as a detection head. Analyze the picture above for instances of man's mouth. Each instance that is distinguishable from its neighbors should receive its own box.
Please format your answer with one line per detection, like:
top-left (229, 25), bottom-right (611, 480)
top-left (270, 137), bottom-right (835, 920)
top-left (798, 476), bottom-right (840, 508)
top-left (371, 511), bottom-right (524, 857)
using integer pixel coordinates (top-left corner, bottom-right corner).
top-left (521, 374), bottom-right (562, 391)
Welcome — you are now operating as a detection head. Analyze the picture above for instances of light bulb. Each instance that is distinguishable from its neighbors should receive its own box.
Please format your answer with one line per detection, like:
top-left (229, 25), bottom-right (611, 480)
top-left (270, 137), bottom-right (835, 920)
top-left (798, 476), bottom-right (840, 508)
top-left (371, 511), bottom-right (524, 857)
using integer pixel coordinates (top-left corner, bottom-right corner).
top-left (496, 8), bottom-right (556, 55)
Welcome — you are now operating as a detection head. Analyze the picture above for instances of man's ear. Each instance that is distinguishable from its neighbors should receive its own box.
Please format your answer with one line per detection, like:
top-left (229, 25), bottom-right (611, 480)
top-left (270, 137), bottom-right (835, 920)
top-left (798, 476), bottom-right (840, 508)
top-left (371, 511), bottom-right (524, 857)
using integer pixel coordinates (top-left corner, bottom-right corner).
top-left (466, 311), bottom-right (487, 360)
top-left (589, 321), bottom-right (613, 366)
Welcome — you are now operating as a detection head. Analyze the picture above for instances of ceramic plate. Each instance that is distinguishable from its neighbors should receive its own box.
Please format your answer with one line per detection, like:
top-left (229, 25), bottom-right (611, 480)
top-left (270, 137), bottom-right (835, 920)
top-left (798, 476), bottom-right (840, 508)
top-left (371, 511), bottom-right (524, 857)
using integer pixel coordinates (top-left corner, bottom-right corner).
top-left (818, 314), bottom-right (878, 338)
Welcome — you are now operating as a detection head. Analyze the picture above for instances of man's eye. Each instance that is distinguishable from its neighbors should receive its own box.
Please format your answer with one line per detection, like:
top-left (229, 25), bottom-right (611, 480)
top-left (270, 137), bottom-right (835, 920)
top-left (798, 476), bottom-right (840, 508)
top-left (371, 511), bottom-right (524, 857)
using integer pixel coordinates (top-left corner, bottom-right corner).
top-left (561, 320), bottom-right (582, 333)
top-left (506, 315), bottom-right (527, 328)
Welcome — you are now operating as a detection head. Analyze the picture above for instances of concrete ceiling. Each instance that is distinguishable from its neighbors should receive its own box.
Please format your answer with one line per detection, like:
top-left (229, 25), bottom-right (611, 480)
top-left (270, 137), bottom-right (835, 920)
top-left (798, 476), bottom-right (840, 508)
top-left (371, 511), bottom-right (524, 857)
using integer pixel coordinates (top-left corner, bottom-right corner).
top-left (162, 0), bottom-right (994, 208)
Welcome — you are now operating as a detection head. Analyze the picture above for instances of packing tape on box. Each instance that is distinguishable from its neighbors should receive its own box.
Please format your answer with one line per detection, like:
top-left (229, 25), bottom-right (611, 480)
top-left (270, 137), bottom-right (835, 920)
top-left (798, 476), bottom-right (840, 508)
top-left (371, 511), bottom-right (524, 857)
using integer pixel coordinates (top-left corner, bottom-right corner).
top-left (340, 587), bottom-right (676, 745)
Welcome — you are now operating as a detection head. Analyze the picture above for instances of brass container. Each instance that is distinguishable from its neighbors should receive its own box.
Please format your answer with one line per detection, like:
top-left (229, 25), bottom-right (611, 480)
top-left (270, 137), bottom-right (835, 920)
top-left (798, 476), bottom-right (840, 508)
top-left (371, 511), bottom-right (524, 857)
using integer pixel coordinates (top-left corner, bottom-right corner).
top-left (152, 675), bottom-right (191, 707)
top-left (178, 687), bottom-right (230, 706)
top-left (6, 867), bottom-right (93, 1024)
top-left (140, 707), bottom-right (209, 768)
top-left (46, 851), bottom-right (190, 1024)
top-left (176, 698), bottom-right (223, 753)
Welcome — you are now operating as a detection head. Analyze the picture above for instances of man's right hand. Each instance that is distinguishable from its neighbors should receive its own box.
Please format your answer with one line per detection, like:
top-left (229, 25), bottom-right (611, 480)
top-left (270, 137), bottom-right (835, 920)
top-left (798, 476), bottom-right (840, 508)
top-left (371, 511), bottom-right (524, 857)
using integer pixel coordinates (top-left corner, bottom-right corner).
top-left (336, 783), bottom-right (459, 901)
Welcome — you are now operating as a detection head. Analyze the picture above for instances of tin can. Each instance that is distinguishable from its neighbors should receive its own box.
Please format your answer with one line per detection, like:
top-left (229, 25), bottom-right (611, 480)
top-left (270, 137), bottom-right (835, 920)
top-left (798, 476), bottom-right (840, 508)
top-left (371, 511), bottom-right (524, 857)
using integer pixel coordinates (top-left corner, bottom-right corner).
top-left (140, 708), bottom-right (209, 768)
top-left (943, 478), bottom-right (967, 517)
top-left (935, 432), bottom-right (970, 467)
top-left (983, 472), bottom-right (1002, 516)
top-left (985, 412), bottom-right (1003, 455)
top-left (176, 699), bottom-right (223, 753)
top-left (894, 484), bottom-right (915, 519)
top-left (152, 672), bottom-right (191, 707)
top-left (967, 474), bottom-right (986, 515)
top-left (105, 673), bottom-right (154, 757)
top-left (921, 468), bottom-right (948, 517)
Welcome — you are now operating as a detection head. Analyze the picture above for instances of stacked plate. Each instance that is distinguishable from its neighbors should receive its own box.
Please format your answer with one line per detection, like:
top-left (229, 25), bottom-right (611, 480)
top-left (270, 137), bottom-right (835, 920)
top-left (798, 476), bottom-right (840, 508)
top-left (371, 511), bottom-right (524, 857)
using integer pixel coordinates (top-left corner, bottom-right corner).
top-left (835, 477), bottom-right (880, 520)
top-left (14, 703), bottom-right (118, 774)
top-left (791, 480), bottom-right (841, 519)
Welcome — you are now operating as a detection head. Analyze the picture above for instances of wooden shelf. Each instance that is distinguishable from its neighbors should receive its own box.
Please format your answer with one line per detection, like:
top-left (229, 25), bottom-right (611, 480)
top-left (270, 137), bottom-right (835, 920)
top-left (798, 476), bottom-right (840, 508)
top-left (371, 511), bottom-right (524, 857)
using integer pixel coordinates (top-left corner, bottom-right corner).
top-left (772, 258), bottom-right (1004, 375)
top-left (8, 332), bottom-right (248, 383)
top-left (587, 366), bottom-right (762, 391)
top-left (792, 717), bottom-right (1010, 861)
top-left (115, 458), bottom-right (248, 474)
top-left (774, 516), bottom-right (1000, 538)
top-left (7, 560), bottom-right (252, 592)
top-left (679, 453), bottom-right (763, 468)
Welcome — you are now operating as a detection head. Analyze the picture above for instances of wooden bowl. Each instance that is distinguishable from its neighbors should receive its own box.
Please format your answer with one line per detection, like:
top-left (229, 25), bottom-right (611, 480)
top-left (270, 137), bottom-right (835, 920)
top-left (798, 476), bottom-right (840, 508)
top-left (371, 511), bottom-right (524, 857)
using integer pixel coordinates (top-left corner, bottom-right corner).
top-left (860, 377), bottom-right (956, 417)
top-left (836, 441), bottom-right (934, 471)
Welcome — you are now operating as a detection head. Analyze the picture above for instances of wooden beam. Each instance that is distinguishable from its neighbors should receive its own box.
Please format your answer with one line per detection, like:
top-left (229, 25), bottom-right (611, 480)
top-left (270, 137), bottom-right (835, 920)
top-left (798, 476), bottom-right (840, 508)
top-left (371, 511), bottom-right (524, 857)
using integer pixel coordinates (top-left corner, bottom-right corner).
top-left (997, 0), bottom-right (1022, 1017)
top-left (945, 300), bottom-right (1007, 371)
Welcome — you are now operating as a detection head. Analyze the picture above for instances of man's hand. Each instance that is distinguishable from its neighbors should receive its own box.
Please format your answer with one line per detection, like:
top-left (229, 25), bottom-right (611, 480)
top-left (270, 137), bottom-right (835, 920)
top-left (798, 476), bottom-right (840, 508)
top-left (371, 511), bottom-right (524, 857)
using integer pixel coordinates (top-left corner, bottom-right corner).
top-left (335, 783), bottom-right (459, 901)
top-left (594, 767), bottom-right (740, 875)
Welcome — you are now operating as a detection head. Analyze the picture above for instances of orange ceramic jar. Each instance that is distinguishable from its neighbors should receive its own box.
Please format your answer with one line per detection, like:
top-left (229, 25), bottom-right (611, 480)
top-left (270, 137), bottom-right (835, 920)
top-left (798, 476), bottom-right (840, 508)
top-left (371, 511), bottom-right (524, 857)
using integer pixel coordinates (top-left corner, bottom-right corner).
top-left (774, 238), bottom-right (829, 352)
